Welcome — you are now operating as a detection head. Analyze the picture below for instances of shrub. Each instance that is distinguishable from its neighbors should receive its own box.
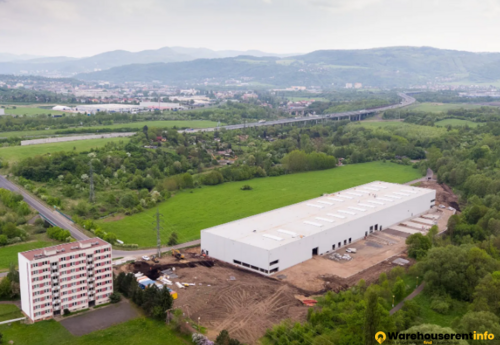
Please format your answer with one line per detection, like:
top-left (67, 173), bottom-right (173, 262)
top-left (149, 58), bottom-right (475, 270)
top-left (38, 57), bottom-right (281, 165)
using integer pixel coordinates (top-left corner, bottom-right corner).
top-left (240, 185), bottom-right (253, 191)
top-left (430, 296), bottom-right (450, 314)
top-left (47, 227), bottom-right (72, 241)
top-left (168, 232), bottom-right (178, 246)
top-left (109, 292), bottom-right (121, 304)
top-left (63, 308), bottom-right (71, 316)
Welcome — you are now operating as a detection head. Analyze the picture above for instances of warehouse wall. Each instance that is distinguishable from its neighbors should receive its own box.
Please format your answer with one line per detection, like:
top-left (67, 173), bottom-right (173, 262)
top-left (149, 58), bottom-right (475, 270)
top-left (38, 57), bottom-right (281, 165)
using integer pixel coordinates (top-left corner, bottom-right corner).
top-left (201, 189), bottom-right (436, 275)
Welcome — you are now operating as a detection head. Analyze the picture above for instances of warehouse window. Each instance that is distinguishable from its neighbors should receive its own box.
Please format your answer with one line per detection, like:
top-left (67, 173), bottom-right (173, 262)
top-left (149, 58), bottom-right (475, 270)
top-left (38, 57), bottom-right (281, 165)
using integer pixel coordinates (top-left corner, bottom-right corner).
top-left (233, 260), bottom-right (241, 265)
top-left (270, 260), bottom-right (279, 266)
top-left (431, 199), bottom-right (435, 203)
top-left (332, 244), bottom-right (336, 250)
top-left (270, 267), bottom-right (279, 273)
top-left (242, 262), bottom-right (250, 268)
top-left (251, 266), bottom-right (259, 271)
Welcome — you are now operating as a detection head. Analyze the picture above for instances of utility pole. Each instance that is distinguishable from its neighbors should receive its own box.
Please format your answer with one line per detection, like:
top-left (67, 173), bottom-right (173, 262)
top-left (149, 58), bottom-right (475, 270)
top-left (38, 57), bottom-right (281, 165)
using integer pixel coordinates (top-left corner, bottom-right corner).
top-left (89, 160), bottom-right (95, 204)
top-left (155, 207), bottom-right (163, 258)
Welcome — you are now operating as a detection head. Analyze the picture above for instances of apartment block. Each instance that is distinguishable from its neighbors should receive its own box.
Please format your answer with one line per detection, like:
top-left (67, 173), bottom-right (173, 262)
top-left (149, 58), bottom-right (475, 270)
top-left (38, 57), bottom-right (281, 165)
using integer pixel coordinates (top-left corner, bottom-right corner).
top-left (18, 238), bottom-right (113, 322)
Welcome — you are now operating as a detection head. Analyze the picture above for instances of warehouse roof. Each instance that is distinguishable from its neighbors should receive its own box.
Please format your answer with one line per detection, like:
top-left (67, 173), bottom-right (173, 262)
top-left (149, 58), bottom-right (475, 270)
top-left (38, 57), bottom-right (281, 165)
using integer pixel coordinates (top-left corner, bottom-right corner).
top-left (202, 181), bottom-right (435, 250)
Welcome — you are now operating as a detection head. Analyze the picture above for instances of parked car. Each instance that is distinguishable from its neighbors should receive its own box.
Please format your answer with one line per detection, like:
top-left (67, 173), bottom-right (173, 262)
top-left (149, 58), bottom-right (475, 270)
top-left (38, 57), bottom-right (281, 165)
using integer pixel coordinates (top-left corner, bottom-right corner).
top-left (142, 256), bottom-right (150, 261)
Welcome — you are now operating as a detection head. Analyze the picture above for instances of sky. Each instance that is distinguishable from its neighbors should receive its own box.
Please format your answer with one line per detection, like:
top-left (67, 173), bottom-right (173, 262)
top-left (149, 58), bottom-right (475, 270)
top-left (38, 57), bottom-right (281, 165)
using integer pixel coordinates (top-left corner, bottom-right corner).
top-left (1, 0), bottom-right (500, 57)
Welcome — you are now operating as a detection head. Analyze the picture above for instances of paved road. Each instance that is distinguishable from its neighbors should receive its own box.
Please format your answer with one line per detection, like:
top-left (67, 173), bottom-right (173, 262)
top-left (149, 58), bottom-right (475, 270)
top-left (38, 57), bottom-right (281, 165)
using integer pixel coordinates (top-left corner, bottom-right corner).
top-left (404, 168), bottom-right (434, 186)
top-left (0, 174), bottom-right (199, 258)
top-left (390, 282), bottom-right (425, 315)
top-left (0, 175), bottom-right (89, 242)
top-left (180, 92), bottom-right (415, 134)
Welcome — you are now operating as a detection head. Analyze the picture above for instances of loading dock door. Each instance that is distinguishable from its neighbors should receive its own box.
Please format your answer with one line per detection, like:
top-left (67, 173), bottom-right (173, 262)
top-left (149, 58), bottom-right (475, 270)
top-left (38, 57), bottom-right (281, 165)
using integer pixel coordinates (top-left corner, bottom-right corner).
top-left (312, 247), bottom-right (318, 255)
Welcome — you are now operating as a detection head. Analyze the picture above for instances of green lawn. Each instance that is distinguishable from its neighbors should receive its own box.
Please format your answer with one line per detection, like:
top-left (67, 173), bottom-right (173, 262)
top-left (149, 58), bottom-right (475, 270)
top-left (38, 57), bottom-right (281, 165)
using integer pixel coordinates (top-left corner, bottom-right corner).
top-left (0, 317), bottom-right (189, 345)
top-left (412, 293), bottom-right (468, 328)
top-left (408, 102), bottom-right (486, 113)
top-left (0, 137), bottom-right (129, 163)
top-left (0, 241), bottom-right (55, 270)
top-left (0, 305), bottom-right (23, 322)
top-left (434, 119), bottom-right (482, 128)
top-left (2, 106), bottom-right (66, 116)
top-left (0, 120), bottom-right (219, 139)
top-left (99, 162), bottom-right (422, 248)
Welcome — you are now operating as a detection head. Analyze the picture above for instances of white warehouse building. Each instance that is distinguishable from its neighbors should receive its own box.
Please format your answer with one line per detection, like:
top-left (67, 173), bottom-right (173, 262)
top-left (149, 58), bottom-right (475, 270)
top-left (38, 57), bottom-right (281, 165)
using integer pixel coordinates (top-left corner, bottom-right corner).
top-left (201, 181), bottom-right (436, 275)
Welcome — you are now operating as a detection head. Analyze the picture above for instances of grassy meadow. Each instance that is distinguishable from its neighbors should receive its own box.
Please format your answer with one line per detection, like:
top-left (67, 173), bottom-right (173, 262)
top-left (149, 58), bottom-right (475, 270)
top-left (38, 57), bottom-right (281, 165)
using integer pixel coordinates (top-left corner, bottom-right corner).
top-left (0, 120), bottom-right (219, 139)
top-left (408, 102), bottom-right (486, 113)
top-left (99, 162), bottom-right (422, 247)
top-left (0, 137), bottom-right (129, 163)
top-left (0, 305), bottom-right (23, 322)
top-left (0, 316), bottom-right (189, 345)
top-left (0, 240), bottom-right (55, 271)
top-left (2, 106), bottom-right (66, 116)
top-left (434, 118), bottom-right (482, 128)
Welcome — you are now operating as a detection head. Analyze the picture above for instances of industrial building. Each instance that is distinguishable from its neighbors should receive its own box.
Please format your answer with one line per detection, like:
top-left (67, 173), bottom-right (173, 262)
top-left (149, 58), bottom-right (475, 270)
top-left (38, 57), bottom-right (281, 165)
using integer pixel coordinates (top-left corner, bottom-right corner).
top-left (18, 238), bottom-right (113, 322)
top-left (201, 181), bottom-right (435, 275)
top-left (73, 104), bottom-right (145, 114)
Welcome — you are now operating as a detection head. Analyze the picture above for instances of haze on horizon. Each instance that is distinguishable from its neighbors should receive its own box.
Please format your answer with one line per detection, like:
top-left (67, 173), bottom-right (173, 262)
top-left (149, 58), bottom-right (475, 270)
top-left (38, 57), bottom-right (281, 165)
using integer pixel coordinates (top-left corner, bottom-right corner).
top-left (1, 0), bottom-right (500, 58)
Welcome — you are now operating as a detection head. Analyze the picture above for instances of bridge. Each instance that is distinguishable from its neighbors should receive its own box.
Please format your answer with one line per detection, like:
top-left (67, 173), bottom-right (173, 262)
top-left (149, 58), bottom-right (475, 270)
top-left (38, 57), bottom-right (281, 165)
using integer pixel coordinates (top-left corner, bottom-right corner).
top-left (181, 92), bottom-right (415, 133)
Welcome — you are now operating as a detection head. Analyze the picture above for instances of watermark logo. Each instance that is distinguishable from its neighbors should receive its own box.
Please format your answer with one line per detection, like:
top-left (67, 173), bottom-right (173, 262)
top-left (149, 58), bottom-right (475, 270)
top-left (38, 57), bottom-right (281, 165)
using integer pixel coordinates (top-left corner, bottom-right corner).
top-left (375, 331), bottom-right (386, 344)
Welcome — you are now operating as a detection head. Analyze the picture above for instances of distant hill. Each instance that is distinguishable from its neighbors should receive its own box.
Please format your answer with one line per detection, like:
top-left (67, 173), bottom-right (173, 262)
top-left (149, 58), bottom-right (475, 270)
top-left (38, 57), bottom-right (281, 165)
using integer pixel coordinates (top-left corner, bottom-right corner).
top-left (75, 46), bottom-right (500, 87)
top-left (0, 53), bottom-right (45, 63)
top-left (0, 47), bottom-right (294, 77)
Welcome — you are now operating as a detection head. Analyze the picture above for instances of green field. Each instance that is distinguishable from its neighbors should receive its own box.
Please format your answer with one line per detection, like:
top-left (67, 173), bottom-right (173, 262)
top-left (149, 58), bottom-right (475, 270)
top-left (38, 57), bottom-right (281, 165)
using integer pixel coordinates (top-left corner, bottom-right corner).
top-left (434, 118), bottom-right (481, 128)
top-left (0, 317), bottom-right (188, 345)
top-left (412, 293), bottom-right (468, 327)
top-left (2, 106), bottom-right (66, 116)
top-left (99, 162), bottom-right (422, 248)
top-left (0, 120), bottom-right (219, 139)
top-left (0, 241), bottom-right (55, 270)
top-left (0, 137), bottom-right (129, 163)
top-left (408, 102), bottom-right (485, 113)
top-left (0, 305), bottom-right (23, 322)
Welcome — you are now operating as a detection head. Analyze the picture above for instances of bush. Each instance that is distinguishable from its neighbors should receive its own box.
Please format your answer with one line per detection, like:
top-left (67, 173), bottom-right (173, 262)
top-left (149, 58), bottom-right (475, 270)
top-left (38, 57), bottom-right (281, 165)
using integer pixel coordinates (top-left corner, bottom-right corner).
top-left (63, 308), bottom-right (71, 316)
top-left (168, 232), bottom-right (178, 246)
top-left (47, 227), bottom-right (72, 241)
top-left (430, 296), bottom-right (450, 314)
top-left (109, 292), bottom-right (121, 304)
top-left (0, 235), bottom-right (7, 246)
top-left (240, 185), bottom-right (253, 191)
top-left (201, 170), bottom-right (224, 186)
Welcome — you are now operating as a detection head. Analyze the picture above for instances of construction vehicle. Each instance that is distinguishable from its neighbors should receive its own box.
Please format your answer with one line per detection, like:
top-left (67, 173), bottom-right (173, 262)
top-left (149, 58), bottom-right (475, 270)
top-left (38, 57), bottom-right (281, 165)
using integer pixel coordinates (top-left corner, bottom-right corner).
top-left (172, 249), bottom-right (185, 260)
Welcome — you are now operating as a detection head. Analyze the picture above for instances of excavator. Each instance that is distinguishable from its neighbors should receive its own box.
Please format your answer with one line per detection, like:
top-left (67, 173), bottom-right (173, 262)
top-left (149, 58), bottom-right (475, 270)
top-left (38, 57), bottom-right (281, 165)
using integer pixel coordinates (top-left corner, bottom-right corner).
top-left (172, 249), bottom-right (185, 260)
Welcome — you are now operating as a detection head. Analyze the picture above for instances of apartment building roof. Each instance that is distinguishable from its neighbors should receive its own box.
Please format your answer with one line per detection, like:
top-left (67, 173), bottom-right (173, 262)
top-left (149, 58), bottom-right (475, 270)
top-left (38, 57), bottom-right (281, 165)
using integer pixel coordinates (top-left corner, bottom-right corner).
top-left (19, 238), bottom-right (110, 261)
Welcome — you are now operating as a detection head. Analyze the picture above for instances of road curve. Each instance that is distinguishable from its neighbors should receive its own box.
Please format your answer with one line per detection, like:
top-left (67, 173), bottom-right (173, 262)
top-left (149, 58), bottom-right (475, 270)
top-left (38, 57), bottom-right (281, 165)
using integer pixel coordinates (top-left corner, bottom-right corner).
top-left (180, 92), bottom-right (415, 134)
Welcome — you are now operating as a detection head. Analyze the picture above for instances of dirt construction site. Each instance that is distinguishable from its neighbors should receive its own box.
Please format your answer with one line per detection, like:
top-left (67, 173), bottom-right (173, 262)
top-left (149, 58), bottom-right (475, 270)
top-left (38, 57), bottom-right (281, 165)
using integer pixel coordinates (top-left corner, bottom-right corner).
top-left (114, 181), bottom-right (457, 344)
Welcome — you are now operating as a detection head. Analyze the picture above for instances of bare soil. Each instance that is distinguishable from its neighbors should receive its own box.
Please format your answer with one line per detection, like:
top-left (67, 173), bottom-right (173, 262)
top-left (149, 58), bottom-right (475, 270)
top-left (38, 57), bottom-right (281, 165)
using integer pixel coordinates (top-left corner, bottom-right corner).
top-left (419, 180), bottom-right (461, 212)
top-left (116, 255), bottom-right (308, 345)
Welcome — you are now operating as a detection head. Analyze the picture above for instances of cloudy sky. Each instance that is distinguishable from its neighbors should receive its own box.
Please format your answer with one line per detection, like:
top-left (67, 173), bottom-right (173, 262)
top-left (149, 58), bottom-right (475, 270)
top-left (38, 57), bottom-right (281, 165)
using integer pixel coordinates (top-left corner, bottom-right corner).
top-left (1, 0), bottom-right (500, 57)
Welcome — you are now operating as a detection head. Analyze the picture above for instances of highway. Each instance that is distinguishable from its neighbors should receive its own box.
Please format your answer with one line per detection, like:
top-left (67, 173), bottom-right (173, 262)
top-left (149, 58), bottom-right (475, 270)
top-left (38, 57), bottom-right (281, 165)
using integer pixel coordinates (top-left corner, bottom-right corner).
top-left (180, 92), bottom-right (415, 134)
top-left (0, 92), bottom-right (415, 259)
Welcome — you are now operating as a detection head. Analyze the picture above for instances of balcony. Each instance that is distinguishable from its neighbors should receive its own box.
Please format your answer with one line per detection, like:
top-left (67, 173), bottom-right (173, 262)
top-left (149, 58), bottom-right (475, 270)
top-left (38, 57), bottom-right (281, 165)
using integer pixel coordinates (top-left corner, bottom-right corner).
top-left (87, 264), bottom-right (94, 269)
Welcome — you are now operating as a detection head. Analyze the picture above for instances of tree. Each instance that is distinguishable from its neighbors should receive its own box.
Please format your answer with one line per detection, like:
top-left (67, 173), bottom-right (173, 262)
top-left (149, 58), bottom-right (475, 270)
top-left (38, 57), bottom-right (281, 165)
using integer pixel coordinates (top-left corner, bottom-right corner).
top-left (454, 311), bottom-right (500, 345)
top-left (364, 290), bottom-right (380, 345)
top-left (406, 233), bottom-right (432, 259)
top-left (394, 324), bottom-right (468, 345)
top-left (143, 125), bottom-right (149, 140)
top-left (104, 232), bottom-right (118, 244)
top-left (471, 271), bottom-right (500, 314)
top-left (392, 277), bottom-right (406, 302)
top-left (0, 277), bottom-right (11, 299)
top-left (109, 292), bottom-right (121, 304)
top-left (168, 232), bottom-right (178, 246)
top-left (419, 245), bottom-right (498, 301)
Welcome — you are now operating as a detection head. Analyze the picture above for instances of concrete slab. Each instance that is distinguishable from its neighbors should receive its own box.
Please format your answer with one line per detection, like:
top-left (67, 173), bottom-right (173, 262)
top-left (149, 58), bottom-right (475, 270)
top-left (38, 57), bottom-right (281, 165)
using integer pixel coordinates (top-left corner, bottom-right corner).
top-left (411, 217), bottom-right (435, 226)
top-left (401, 221), bottom-right (430, 230)
top-left (60, 301), bottom-right (140, 336)
top-left (389, 225), bottom-right (423, 235)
